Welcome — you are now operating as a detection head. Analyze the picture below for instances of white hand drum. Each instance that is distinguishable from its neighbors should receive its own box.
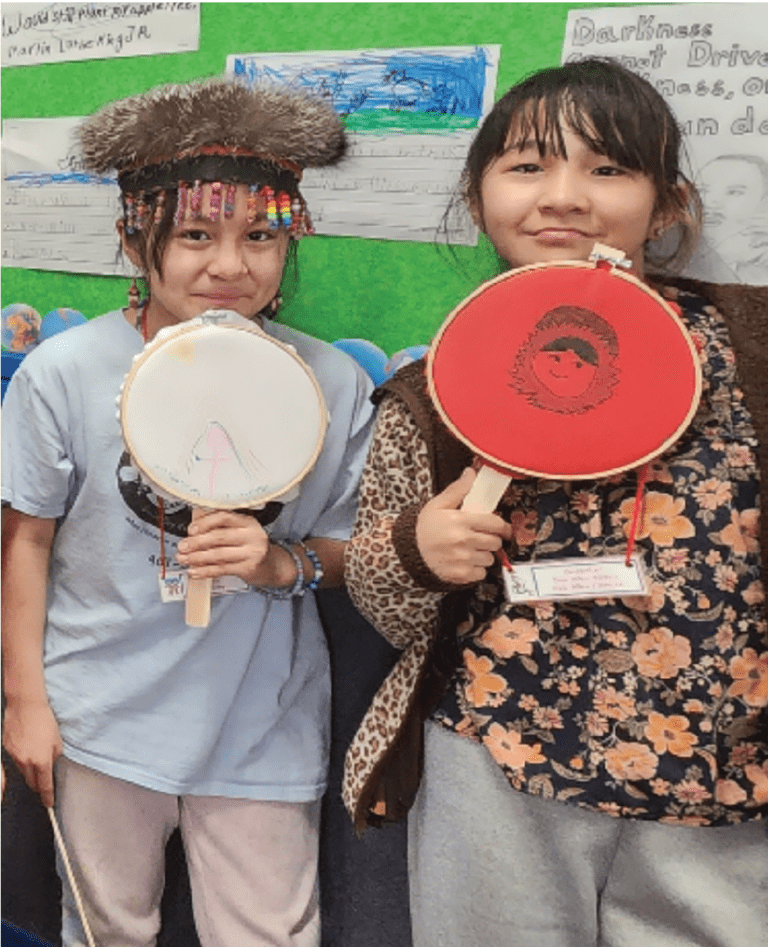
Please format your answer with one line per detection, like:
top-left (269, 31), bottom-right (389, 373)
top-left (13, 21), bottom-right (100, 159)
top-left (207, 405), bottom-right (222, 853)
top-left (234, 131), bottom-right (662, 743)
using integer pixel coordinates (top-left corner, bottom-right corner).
top-left (427, 252), bottom-right (702, 512)
top-left (120, 312), bottom-right (327, 626)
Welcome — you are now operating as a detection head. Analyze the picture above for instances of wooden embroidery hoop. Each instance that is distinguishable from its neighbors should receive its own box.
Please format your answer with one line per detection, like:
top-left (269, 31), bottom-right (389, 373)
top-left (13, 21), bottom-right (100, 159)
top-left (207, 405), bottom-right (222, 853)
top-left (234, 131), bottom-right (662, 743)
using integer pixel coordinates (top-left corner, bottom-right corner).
top-left (120, 312), bottom-right (327, 626)
top-left (427, 246), bottom-right (702, 513)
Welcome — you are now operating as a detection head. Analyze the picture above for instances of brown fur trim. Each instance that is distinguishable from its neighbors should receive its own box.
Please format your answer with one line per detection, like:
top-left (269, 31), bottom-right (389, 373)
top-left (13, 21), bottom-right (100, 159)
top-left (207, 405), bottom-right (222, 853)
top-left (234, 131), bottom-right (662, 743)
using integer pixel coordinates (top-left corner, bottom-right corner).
top-left (79, 78), bottom-right (346, 175)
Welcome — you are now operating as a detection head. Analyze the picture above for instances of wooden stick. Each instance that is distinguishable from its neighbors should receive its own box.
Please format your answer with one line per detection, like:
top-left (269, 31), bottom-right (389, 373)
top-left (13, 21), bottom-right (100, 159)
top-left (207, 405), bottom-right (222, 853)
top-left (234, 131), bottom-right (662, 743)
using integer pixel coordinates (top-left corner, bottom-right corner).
top-left (461, 463), bottom-right (512, 514)
top-left (47, 807), bottom-right (98, 947)
top-left (185, 507), bottom-right (213, 628)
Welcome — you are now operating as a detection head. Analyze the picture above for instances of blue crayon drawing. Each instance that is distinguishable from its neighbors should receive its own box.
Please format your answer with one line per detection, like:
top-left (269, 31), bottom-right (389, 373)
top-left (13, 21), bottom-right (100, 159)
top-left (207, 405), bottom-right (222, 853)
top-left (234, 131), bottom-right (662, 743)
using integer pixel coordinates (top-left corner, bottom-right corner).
top-left (231, 48), bottom-right (493, 133)
top-left (5, 170), bottom-right (115, 187)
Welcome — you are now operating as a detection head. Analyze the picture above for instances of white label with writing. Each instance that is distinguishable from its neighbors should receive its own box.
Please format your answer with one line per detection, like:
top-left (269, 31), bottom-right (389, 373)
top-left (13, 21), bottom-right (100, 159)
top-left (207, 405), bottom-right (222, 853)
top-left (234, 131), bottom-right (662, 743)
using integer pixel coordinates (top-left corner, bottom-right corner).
top-left (502, 554), bottom-right (649, 604)
top-left (159, 571), bottom-right (249, 604)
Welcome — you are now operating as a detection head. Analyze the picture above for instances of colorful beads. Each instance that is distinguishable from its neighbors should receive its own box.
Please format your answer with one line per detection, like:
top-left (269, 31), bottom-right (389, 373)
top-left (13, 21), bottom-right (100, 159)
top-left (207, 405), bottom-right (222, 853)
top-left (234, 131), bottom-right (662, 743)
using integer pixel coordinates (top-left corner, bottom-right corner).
top-left (278, 191), bottom-right (292, 228)
top-left (125, 194), bottom-right (136, 234)
top-left (262, 186), bottom-right (277, 228)
top-left (224, 184), bottom-right (236, 219)
top-left (190, 180), bottom-right (203, 218)
top-left (174, 183), bottom-right (188, 225)
top-left (126, 176), bottom-right (314, 236)
top-left (246, 185), bottom-right (259, 224)
top-left (290, 197), bottom-right (303, 234)
top-left (209, 182), bottom-right (222, 221)
top-left (135, 191), bottom-right (147, 230)
top-left (153, 190), bottom-right (165, 224)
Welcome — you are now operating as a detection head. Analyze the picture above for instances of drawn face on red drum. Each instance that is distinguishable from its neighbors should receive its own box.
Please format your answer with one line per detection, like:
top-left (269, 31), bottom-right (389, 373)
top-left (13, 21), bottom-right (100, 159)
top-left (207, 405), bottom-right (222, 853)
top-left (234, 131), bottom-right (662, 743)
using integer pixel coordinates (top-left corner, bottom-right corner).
top-left (511, 306), bottom-right (620, 415)
top-left (531, 339), bottom-right (598, 398)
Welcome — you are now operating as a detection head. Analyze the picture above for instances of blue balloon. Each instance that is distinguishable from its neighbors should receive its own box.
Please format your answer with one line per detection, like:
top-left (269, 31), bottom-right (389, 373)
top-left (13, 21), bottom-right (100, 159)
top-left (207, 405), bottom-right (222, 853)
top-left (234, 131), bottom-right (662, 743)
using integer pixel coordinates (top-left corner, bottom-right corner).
top-left (332, 338), bottom-right (389, 386)
top-left (384, 345), bottom-right (429, 379)
top-left (39, 307), bottom-right (87, 341)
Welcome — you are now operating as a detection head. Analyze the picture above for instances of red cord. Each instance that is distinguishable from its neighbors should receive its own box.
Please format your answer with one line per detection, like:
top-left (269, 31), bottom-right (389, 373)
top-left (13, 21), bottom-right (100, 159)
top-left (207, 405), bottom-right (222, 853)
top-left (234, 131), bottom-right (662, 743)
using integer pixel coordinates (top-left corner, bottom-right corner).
top-left (158, 498), bottom-right (166, 579)
top-left (625, 462), bottom-right (649, 565)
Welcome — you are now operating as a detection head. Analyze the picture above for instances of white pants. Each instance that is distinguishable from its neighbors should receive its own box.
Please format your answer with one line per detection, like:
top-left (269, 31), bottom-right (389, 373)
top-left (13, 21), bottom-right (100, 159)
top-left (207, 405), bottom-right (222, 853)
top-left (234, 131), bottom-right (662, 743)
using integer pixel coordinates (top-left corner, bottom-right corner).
top-left (54, 757), bottom-right (320, 947)
top-left (409, 722), bottom-right (768, 947)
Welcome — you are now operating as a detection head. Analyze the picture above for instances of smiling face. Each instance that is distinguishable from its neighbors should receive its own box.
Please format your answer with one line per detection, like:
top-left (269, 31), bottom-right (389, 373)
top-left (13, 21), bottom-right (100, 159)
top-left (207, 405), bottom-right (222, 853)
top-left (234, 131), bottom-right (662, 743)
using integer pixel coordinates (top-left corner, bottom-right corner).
top-left (532, 343), bottom-right (597, 398)
top-left (122, 183), bottom-right (290, 337)
top-left (473, 121), bottom-right (663, 277)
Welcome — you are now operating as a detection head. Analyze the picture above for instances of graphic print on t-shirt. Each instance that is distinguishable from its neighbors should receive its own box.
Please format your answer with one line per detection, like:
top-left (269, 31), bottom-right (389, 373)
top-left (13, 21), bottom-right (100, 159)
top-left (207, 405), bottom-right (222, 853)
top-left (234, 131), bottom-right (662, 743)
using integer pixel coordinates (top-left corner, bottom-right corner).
top-left (115, 450), bottom-right (284, 538)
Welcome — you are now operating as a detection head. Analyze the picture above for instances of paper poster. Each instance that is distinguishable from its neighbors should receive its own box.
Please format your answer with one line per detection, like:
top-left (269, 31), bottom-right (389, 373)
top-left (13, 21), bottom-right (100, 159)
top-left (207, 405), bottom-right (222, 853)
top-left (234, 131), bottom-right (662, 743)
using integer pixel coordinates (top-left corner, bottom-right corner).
top-left (2, 117), bottom-right (133, 276)
top-left (2, 2), bottom-right (200, 67)
top-left (563, 4), bottom-right (768, 285)
top-left (225, 47), bottom-right (501, 244)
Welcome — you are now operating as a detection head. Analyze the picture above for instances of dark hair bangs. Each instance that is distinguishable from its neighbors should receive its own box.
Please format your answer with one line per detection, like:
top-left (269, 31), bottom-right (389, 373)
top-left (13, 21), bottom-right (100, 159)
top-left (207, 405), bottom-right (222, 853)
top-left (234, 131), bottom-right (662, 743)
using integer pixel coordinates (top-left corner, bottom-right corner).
top-left (504, 81), bottom-right (675, 191)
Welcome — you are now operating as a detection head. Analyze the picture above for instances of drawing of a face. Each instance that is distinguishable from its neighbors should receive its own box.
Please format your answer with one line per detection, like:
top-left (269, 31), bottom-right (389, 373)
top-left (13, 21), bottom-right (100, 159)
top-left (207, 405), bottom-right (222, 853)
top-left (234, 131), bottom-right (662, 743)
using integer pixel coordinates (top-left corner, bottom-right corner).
top-left (532, 338), bottom-right (598, 398)
top-left (511, 306), bottom-right (619, 415)
top-left (699, 157), bottom-right (765, 234)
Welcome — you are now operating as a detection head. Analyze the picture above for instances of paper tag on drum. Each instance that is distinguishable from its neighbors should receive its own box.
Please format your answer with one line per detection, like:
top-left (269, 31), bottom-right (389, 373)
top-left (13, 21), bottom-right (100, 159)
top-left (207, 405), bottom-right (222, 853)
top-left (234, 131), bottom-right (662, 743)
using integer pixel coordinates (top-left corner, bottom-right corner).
top-left (158, 571), bottom-right (249, 604)
top-left (502, 554), bottom-right (649, 604)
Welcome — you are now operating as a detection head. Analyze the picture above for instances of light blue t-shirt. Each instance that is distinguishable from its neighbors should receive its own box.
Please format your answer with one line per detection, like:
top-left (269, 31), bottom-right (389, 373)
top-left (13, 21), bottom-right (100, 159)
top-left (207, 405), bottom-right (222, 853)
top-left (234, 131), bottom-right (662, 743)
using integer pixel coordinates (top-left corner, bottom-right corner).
top-left (1, 310), bottom-right (375, 801)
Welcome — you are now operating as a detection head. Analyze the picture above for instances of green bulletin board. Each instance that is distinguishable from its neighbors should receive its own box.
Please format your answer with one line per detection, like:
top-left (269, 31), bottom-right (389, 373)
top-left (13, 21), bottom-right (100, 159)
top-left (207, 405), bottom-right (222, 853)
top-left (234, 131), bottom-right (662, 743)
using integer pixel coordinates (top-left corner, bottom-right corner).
top-left (1, 2), bottom-right (593, 356)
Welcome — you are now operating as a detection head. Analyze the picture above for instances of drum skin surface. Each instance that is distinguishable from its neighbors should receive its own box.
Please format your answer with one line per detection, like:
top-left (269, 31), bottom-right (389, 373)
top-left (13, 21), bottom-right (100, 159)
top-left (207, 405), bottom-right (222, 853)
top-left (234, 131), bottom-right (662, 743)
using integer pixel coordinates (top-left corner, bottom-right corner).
top-left (428, 261), bottom-right (701, 481)
top-left (121, 321), bottom-right (327, 508)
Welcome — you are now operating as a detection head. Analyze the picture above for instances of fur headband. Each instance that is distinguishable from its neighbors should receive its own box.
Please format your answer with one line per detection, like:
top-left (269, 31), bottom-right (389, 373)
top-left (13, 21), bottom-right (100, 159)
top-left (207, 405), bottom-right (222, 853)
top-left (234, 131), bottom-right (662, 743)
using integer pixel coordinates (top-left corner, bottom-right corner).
top-left (78, 78), bottom-right (347, 179)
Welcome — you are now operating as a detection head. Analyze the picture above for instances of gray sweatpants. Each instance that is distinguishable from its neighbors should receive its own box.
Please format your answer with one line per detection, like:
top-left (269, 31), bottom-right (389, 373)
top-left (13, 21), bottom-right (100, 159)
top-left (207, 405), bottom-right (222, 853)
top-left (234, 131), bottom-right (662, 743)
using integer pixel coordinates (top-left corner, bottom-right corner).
top-left (409, 722), bottom-right (768, 947)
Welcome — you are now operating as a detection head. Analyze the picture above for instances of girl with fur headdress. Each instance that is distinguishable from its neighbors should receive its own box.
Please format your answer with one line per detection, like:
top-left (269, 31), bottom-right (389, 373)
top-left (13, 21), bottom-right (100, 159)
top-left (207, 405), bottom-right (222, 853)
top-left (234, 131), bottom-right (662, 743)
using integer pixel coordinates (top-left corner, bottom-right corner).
top-left (1, 78), bottom-right (375, 947)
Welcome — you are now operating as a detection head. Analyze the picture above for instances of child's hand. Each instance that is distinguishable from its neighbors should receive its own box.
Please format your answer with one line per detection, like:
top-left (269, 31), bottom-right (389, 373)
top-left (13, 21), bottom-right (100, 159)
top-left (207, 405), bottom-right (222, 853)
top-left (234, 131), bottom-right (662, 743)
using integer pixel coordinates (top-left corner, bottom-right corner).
top-left (416, 468), bottom-right (512, 585)
top-left (2, 699), bottom-right (62, 807)
top-left (177, 510), bottom-right (271, 585)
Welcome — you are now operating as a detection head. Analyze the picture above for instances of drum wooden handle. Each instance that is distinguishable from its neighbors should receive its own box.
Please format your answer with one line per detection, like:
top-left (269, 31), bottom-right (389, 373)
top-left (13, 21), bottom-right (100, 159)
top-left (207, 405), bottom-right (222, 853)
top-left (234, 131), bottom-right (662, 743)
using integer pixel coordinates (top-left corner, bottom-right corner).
top-left (186, 576), bottom-right (213, 627)
top-left (461, 464), bottom-right (511, 514)
top-left (185, 507), bottom-right (212, 627)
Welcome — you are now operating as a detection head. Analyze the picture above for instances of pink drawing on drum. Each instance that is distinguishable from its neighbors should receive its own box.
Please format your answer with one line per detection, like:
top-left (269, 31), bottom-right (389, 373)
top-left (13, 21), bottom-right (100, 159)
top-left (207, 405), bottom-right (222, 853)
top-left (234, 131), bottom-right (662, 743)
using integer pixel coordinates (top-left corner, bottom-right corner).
top-left (510, 306), bottom-right (620, 416)
top-left (190, 422), bottom-right (239, 496)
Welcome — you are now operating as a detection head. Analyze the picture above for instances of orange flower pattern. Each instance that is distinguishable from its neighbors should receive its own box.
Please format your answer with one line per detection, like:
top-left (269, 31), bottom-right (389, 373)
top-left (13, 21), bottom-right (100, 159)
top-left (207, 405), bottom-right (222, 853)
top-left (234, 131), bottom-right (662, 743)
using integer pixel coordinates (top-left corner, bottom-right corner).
top-left (645, 713), bottom-right (698, 757)
top-left (631, 628), bottom-right (691, 679)
top-left (480, 615), bottom-right (539, 658)
top-left (433, 287), bottom-right (768, 825)
top-left (462, 651), bottom-right (508, 707)
top-left (483, 723), bottom-right (546, 770)
top-left (728, 649), bottom-right (768, 707)
top-left (618, 492), bottom-right (695, 547)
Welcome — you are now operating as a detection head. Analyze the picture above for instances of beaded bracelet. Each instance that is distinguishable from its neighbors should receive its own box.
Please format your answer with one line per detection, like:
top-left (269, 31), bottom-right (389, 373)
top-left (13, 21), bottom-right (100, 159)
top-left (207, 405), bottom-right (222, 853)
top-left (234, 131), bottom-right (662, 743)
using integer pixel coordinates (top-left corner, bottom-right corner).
top-left (261, 540), bottom-right (304, 599)
top-left (298, 541), bottom-right (323, 592)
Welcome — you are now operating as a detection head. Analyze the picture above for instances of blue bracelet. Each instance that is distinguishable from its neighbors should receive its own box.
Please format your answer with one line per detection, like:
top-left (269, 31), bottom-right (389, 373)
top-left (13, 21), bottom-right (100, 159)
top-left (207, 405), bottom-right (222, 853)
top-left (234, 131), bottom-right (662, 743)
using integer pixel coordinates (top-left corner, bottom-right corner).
top-left (262, 540), bottom-right (304, 599)
top-left (298, 541), bottom-right (324, 592)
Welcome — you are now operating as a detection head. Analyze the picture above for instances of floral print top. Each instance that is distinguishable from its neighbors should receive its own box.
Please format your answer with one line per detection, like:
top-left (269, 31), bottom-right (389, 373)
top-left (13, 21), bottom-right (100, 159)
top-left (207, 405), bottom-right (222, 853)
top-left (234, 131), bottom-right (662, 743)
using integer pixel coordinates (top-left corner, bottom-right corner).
top-left (431, 285), bottom-right (768, 825)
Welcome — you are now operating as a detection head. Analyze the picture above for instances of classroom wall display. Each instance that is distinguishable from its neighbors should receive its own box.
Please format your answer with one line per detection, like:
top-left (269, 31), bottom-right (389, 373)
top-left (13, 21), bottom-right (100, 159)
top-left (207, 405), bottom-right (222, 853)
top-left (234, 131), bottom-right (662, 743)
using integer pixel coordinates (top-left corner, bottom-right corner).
top-left (562, 3), bottom-right (768, 287)
top-left (226, 47), bottom-right (500, 245)
top-left (1, 45), bottom-right (499, 276)
top-left (0, 2), bottom-right (585, 356)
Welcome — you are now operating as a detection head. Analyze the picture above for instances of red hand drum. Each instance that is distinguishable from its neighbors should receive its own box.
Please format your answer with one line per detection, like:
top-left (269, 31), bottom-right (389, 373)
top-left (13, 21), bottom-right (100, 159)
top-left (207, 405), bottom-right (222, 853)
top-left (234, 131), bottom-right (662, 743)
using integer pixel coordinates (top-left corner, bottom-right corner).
top-left (427, 253), bottom-right (701, 511)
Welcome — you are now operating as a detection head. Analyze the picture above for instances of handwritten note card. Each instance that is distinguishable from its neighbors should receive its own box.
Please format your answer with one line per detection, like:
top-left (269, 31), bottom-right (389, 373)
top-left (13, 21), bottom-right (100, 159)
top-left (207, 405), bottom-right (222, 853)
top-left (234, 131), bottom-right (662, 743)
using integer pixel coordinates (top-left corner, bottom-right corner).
top-left (2, 2), bottom-right (200, 67)
top-left (562, 4), bottom-right (768, 285)
top-left (226, 47), bottom-right (501, 245)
